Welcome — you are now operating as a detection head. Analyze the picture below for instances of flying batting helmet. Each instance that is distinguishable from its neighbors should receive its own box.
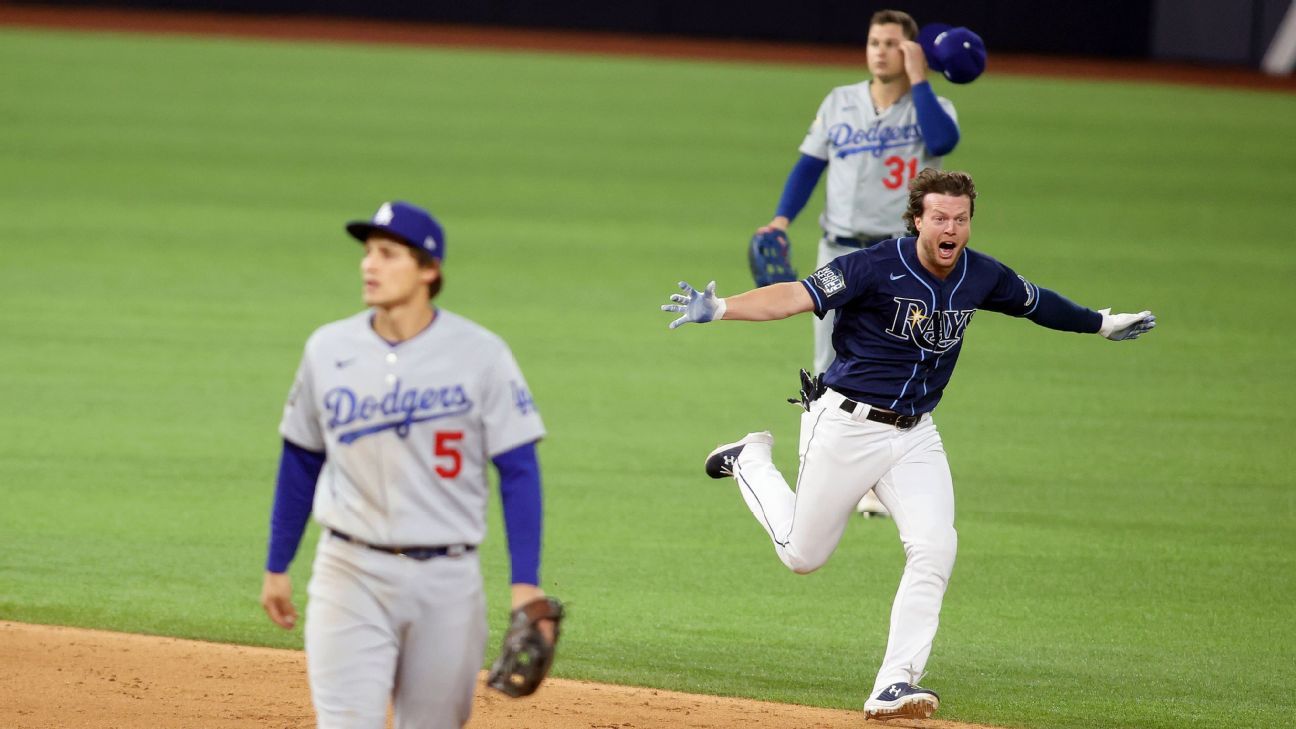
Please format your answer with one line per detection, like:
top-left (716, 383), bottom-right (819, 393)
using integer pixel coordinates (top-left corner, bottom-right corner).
top-left (919, 24), bottom-right (987, 84)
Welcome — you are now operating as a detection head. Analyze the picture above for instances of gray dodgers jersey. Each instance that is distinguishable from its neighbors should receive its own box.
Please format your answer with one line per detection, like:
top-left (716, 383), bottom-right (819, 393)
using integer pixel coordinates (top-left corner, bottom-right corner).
top-left (280, 309), bottom-right (545, 547)
top-left (800, 81), bottom-right (957, 239)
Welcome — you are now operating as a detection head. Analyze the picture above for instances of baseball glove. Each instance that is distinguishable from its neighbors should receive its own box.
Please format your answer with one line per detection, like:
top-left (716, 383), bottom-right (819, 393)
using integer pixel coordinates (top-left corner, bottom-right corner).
top-left (486, 596), bottom-right (565, 698)
top-left (749, 229), bottom-right (798, 287)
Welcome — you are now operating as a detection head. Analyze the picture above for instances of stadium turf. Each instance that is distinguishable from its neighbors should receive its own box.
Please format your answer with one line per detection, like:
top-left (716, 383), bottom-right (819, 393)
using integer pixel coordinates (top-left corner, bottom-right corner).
top-left (1, 26), bottom-right (1293, 729)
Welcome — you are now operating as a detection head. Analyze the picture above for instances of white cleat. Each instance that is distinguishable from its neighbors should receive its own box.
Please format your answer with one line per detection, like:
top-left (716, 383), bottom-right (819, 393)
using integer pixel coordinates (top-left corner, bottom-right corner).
top-left (856, 489), bottom-right (890, 519)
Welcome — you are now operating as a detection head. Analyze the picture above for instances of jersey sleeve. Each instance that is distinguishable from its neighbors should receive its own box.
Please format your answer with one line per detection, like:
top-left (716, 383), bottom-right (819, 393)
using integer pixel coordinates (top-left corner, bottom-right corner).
top-left (797, 92), bottom-right (833, 161)
top-left (480, 345), bottom-right (547, 458)
top-left (278, 342), bottom-right (326, 452)
top-left (799, 248), bottom-right (875, 320)
top-left (978, 258), bottom-right (1042, 317)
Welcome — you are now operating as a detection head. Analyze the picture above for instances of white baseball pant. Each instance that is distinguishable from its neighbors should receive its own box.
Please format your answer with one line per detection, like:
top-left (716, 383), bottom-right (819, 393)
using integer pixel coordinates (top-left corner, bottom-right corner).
top-left (305, 533), bottom-right (487, 729)
top-left (732, 387), bottom-right (957, 693)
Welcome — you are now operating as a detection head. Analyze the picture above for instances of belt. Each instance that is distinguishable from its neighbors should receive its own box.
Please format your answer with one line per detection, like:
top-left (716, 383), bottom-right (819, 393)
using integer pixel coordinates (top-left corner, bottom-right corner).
top-left (833, 235), bottom-right (892, 249)
top-left (839, 399), bottom-right (922, 430)
top-left (329, 529), bottom-right (475, 560)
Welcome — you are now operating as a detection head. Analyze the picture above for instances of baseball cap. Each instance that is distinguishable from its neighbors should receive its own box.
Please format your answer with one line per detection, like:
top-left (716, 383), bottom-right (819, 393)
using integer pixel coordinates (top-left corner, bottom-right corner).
top-left (927, 27), bottom-right (987, 85)
top-left (346, 201), bottom-right (446, 261)
top-left (918, 23), bottom-right (952, 71)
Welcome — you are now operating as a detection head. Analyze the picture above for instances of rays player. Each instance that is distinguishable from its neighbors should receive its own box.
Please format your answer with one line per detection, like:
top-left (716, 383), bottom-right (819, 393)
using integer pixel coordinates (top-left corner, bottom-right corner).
top-left (663, 169), bottom-right (1155, 721)
top-left (259, 201), bottom-right (550, 729)
top-left (759, 9), bottom-right (961, 516)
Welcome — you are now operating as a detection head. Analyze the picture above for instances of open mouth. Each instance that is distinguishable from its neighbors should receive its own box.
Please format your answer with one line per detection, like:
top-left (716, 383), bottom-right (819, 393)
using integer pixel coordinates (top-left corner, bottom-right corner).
top-left (937, 240), bottom-right (958, 258)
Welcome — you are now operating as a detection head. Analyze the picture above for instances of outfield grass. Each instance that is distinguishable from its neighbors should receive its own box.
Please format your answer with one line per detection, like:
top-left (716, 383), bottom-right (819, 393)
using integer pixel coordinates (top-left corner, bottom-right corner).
top-left (1, 27), bottom-right (1294, 729)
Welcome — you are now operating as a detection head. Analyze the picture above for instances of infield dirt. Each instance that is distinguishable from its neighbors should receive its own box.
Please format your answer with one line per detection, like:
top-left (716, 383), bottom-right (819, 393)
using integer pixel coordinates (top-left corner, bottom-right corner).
top-left (3, 621), bottom-right (1008, 729)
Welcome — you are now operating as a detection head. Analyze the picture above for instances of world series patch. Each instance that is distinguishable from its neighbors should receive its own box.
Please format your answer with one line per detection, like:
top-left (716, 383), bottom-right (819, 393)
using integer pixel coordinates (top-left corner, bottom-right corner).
top-left (810, 265), bottom-right (846, 296)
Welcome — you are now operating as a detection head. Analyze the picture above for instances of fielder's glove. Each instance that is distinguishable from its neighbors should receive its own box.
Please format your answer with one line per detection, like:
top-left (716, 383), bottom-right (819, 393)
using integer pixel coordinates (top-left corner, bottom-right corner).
top-left (486, 597), bottom-right (565, 698)
top-left (1097, 308), bottom-right (1157, 341)
top-left (787, 368), bottom-right (826, 412)
top-left (661, 280), bottom-right (727, 329)
top-left (749, 229), bottom-right (798, 287)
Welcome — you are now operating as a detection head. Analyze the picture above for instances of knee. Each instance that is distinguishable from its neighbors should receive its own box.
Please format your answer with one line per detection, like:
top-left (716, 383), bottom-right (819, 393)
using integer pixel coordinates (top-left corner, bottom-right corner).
top-left (780, 543), bottom-right (829, 575)
top-left (903, 528), bottom-right (957, 577)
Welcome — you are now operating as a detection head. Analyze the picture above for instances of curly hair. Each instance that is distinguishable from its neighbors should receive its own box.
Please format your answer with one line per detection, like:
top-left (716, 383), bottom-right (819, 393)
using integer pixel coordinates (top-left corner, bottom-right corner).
top-left (904, 168), bottom-right (977, 235)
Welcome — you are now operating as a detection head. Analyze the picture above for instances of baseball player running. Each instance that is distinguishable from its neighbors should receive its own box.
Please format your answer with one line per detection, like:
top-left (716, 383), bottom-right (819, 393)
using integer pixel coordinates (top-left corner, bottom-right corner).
top-left (760, 9), bottom-right (962, 517)
top-left (259, 201), bottom-right (552, 728)
top-left (662, 169), bottom-right (1155, 721)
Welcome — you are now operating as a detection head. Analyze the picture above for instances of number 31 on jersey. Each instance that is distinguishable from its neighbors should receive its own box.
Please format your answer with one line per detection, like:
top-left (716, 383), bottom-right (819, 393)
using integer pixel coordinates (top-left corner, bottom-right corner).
top-left (883, 156), bottom-right (918, 190)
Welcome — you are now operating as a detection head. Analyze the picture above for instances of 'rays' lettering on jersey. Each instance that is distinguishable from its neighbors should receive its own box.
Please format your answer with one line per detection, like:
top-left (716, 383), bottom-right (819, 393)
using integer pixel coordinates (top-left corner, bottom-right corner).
top-left (885, 298), bottom-right (976, 354)
top-left (324, 379), bottom-right (473, 444)
top-left (829, 121), bottom-right (923, 159)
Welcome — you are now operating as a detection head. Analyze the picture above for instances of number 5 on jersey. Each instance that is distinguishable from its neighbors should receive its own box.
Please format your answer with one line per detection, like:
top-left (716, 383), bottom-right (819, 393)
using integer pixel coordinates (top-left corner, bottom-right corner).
top-left (435, 431), bottom-right (463, 478)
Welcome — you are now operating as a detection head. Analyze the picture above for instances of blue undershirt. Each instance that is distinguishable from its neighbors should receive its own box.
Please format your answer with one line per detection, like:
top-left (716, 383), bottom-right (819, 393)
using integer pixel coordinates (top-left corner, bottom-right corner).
top-left (264, 438), bottom-right (544, 585)
top-left (774, 81), bottom-right (960, 222)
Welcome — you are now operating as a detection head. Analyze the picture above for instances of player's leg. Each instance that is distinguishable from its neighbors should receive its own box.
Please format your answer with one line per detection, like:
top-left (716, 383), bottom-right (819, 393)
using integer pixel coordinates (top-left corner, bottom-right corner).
top-left (731, 392), bottom-right (891, 573)
top-left (391, 553), bottom-right (487, 729)
top-left (867, 417), bottom-right (957, 702)
top-left (306, 535), bottom-right (400, 729)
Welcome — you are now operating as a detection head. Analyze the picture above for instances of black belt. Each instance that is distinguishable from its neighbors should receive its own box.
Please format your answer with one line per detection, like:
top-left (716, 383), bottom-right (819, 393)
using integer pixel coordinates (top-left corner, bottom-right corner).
top-left (839, 399), bottom-right (922, 430)
top-left (329, 529), bottom-right (475, 560)
top-left (833, 235), bottom-right (892, 249)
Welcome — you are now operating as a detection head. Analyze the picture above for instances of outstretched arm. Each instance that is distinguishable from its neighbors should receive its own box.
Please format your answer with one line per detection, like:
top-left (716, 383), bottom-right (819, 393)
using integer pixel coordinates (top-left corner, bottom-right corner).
top-left (662, 280), bottom-right (813, 328)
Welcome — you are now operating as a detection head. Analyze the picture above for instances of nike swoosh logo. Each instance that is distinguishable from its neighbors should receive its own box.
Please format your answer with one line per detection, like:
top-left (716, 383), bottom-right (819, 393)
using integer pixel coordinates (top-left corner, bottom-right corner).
top-left (336, 359), bottom-right (356, 369)
top-left (889, 273), bottom-right (906, 281)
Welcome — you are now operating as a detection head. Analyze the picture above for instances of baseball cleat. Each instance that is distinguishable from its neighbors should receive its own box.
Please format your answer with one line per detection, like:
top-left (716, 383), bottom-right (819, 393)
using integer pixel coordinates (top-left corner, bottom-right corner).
top-left (864, 682), bottom-right (939, 721)
top-left (703, 432), bottom-right (773, 479)
top-left (855, 489), bottom-right (891, 519)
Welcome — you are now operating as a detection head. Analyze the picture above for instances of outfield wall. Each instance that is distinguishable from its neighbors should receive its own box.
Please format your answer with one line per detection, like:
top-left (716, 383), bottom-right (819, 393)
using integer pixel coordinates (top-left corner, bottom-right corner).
top-left (11, 0), bottom-right (1292, 66)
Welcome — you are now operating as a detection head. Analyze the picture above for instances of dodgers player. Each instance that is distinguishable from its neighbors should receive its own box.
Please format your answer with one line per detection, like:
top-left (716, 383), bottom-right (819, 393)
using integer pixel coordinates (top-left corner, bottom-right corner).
top-left (259, 201), bottom-right (550, 729)
top-left (760, 9), bottom-right (961, 518)
top-left (663, 169), bottom-right (1155, 721)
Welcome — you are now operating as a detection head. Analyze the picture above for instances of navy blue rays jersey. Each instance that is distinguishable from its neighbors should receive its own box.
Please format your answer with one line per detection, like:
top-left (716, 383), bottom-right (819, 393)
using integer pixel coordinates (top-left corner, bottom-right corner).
top-left (801, 237), bottom-right (1043, 416)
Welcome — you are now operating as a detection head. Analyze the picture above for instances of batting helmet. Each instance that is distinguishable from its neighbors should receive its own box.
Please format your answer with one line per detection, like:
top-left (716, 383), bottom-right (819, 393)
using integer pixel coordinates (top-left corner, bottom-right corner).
top-left (919, 25), bottom-right (987, 85)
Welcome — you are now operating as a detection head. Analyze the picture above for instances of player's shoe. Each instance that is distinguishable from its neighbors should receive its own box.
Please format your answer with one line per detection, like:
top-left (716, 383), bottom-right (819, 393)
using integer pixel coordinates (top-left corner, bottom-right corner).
top-left (703, 432), bottom-right (773, 479)
top-left (864, 682), bottom-right (939, 721)
top-left (855, 489), bottom-right (891, 519)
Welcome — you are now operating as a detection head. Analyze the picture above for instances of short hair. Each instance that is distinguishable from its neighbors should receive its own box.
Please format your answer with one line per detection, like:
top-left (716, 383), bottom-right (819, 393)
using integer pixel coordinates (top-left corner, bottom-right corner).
top-left (409, 245), bottom-right (443, 300)
top-left (904, 168), bottom-right (977, 235)
top-left (870, 9), bottom-right (918, 40)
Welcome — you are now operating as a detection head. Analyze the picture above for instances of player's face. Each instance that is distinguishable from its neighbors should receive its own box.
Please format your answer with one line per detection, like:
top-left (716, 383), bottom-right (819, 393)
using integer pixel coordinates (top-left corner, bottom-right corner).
top-left (913, 193), bottom-right (972, 278)
top-left (360, 234), bottom-right (439, 308)
top-left (866, 23), bottom-right (908, 82)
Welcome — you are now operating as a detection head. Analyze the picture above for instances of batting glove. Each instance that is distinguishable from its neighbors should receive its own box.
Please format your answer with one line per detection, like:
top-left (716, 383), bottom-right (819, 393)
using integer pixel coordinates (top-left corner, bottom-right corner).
top-left (1097, 308), bottom-right (1157, 341)
top-left (661, 280), bottom-right (727, 329)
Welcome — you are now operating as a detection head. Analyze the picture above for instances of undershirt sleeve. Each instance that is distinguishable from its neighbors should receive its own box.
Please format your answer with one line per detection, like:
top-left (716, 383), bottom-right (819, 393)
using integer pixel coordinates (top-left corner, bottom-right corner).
top-left (265, 439), bottom-right (324, 573)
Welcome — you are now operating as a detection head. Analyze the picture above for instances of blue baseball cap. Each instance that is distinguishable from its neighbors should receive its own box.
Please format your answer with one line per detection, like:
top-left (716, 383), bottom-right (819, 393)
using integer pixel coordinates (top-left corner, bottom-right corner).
top-left (918, 23), bottom-right (952, 72)
top-left (927, 27), bottom-right (986, 84)
top-left (346, 201), bottom-right (445, 261)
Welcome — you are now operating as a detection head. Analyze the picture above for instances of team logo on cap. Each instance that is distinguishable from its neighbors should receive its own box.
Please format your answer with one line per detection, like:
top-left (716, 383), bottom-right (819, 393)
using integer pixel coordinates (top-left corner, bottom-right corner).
top-left (423, 236), bottom-right (438, 252)
top-left (374, 202), bottom-right (394, 224)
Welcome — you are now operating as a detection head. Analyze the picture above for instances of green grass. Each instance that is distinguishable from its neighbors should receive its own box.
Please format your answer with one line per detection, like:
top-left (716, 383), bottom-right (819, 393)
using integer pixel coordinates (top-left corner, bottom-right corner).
top-left (1, 26), bottom-right (1294, 729)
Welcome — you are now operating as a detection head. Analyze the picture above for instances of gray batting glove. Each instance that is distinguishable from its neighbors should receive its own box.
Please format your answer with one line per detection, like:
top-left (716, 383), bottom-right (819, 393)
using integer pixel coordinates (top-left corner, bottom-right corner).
top-left (661, 280), bottom-right (727, 329)
top-left (1097, 308), bottom-right (1157, 341)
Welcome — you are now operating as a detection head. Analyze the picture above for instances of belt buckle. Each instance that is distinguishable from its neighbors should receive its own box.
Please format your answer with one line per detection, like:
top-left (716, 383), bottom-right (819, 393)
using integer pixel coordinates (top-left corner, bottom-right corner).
top-left (445, 544), bottom-right (466, 558)
top-left (897, 414), bottom-right (918, 431)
